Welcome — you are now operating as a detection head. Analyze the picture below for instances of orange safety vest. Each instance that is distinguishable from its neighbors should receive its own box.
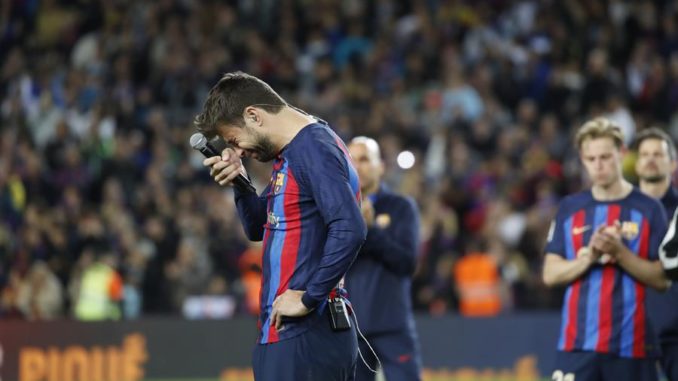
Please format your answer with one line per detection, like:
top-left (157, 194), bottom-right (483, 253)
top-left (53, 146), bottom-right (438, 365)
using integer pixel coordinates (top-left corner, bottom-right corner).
top-left (453, 252), bottom-right (501, 316)
top-left (239, 247), bottom-right (263, 316)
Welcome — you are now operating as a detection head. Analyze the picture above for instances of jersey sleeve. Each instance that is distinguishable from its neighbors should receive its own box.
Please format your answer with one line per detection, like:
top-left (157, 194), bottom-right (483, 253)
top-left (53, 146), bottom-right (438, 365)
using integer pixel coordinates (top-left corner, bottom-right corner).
top-left (295, 134), bottom-right (367, 309)
top-left (234, 185), bottom-right (271, 241)
top-left (360, 195), bottom-right (419, 276)
top-left (544, 200), bottom-right (568, 258)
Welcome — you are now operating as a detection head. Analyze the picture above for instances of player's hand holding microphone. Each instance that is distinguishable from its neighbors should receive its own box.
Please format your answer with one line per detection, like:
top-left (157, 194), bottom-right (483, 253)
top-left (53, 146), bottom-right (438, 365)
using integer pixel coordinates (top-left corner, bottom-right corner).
top-left (190, 133), bottom-right (256, 193)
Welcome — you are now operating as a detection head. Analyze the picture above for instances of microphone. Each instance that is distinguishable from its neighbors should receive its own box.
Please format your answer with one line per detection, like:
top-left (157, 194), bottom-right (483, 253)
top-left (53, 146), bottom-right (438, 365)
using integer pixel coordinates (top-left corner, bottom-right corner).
top-left (190, 132), bottom-right (256, 194)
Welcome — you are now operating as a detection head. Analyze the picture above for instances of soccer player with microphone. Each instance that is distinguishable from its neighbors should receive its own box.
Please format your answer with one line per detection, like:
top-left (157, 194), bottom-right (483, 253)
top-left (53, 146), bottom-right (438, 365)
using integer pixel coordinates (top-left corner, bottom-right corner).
top-left (193, 72), bottom-right (365, 381)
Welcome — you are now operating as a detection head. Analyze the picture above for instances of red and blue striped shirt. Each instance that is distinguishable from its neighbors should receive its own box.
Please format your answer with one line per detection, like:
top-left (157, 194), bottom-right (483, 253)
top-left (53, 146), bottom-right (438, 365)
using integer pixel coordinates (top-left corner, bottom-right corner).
top-left (234, 122), bottom-right (366, 344)
top-left (545, 189), bottom-right (667, 358)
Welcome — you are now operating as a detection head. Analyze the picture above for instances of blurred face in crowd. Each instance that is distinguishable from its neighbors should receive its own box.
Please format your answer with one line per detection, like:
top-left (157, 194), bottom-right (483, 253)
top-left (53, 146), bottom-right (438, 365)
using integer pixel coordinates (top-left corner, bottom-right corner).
top-left (349, 140), bottom-right (384, 194)
top-left (635, 138), bottom-right (676, 183)
top-left (580, 137), bottom-right (623, 188)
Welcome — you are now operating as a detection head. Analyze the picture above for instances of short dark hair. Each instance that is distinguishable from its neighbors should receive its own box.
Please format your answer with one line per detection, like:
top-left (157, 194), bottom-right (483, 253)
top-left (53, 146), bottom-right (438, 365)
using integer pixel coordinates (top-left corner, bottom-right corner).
top-left (632, 127), bottom-right (677, 160)
top-left (193, 72), bottom-right (286, 139)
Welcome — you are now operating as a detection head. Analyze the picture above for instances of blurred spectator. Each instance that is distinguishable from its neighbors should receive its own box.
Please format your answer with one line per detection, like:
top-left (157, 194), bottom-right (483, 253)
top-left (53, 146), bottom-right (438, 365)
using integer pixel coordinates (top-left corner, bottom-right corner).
top-left (1, 269), bottom-right (26, 319)
top-left (453, 249), bottom-right (502, 317)
top-left (238, 242), bottom-right (263, 316)
top-left (15, 261), bottom-right (63, 320)
top-left (3, 0), bottom-right (678, 318)
top-left (165, 236), bottom-right (212, 313)
top-left (73, 244), bottom-right (123, 321)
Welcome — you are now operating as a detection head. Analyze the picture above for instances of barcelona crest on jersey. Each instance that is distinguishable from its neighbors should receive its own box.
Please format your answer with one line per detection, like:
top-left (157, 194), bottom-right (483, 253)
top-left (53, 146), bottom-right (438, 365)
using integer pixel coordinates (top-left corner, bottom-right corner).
top-left (274, 173), bottom-right (285, 194)
top-left (620, 221), bottom-right (639, 240)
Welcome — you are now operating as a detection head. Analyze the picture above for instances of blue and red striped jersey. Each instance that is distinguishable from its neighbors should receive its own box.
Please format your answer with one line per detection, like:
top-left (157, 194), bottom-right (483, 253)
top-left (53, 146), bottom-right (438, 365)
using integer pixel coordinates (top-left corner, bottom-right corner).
top-left (544, 188), bottom-right (667, 358)
top-left (234, 122), bottom-right (366, 344)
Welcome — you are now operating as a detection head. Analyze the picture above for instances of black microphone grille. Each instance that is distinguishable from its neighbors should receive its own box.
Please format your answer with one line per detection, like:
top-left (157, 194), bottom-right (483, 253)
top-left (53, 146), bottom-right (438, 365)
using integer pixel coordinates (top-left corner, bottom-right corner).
top-left (189, 133), bottom-right (208, 150)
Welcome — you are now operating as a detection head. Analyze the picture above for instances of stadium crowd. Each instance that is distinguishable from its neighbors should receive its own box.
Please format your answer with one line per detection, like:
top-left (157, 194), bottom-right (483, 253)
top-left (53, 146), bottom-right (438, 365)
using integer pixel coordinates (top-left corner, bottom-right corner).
top-left (2, 0), bottom-right (678, 320)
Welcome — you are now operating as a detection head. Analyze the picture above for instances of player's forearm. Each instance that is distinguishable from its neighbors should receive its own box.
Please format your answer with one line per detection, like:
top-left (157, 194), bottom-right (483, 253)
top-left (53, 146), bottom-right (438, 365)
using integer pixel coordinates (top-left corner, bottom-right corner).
top-left (363, 200), bottom-right (420, 276)
top-left (542, 253), bottom-right (594, 287)
top-left (362, 227), bottom-right (417, 276)
top-left (234, 188), bottom-right (268, 241)
top-left (616, 247), bottom-right (670, 291)
top-left (301, 219), bottom-right (367, 309)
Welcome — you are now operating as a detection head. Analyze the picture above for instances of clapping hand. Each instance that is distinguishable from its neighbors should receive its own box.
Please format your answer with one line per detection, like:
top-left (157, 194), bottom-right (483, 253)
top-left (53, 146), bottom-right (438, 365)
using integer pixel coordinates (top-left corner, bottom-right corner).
top-left (591, 221), bottom-right (623, 265)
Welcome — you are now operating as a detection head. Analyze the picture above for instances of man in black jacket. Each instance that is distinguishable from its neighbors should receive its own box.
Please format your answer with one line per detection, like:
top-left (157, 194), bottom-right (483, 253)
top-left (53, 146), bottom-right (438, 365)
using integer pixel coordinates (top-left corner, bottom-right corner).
top-left (633, 127), bottom-right (678, 381)
top-left (345, 136), bottom-right (422, 381)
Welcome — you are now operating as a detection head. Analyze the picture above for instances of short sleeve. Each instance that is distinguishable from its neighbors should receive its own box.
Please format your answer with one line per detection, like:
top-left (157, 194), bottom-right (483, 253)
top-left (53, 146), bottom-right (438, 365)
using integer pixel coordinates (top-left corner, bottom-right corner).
top-left (544, 202), bottom-right (567, 258)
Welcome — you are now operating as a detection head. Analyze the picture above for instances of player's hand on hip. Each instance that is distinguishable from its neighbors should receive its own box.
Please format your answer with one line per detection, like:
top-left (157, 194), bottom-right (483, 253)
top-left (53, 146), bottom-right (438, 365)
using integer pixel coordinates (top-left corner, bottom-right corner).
top-left (202, 148), bottom-right (245, 186)
top-left (270, 289), bottom-right (311, 330)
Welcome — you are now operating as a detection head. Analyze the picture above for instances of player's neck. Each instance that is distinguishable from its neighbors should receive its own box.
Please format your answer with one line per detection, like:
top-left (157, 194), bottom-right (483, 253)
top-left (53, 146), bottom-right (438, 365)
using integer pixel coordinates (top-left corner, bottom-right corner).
top-left (591, 179), bottom-right (633, 201)
top-left (268, 107), bottom-right (318, 149)
top-left (639, 178), bottom-right (671, 200)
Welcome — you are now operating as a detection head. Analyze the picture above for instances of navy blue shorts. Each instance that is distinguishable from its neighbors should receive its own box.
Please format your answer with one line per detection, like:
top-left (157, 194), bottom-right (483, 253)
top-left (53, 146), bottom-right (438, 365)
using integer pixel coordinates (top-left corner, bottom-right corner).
top-left (660, 342), bottom-right (678, 381)
top-left (252, 311), bottom-right (358, 381)
top-left (355, 330), bottom-right (422, 381)
top-left (552, 351), bottom-right (658, 381)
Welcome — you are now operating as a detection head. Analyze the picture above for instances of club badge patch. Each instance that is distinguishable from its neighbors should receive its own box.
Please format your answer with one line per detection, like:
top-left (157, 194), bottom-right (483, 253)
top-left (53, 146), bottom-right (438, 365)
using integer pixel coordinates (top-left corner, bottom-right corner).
top-left (274, 173), bottom-right (285, 194)
top-left (620, 221), bottom-right (639, 240)
top-left (376, 213), bottom-right (391, 228)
